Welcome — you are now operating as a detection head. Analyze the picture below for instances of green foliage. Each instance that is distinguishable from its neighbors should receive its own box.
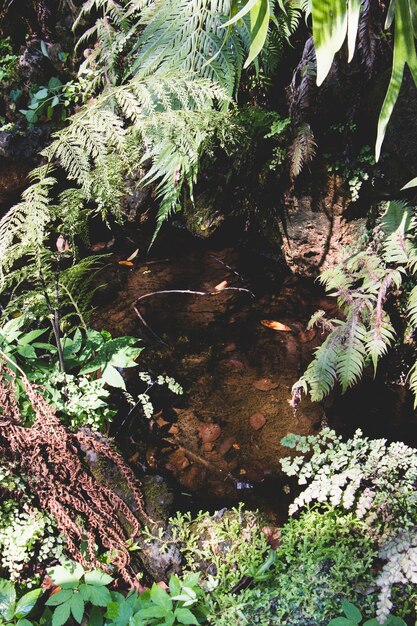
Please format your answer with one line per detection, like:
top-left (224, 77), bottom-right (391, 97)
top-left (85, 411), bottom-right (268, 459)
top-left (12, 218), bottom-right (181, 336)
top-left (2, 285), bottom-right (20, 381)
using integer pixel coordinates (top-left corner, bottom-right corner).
top-left (0, 321), bottom-right (143, 429)
top-left (293, 200), bottom-right (417, 405)
top-left (281, 429), bottom-right (417, 622)
top-left (45, 561), bottom-right (113, 626)
top-left (327, 600), bottom-right (407, 626)
top-left (106, 575), bottom-right (207, 626)
top-left (0, 465), bottom-right (64, 584)
top-left (0, 38), bottom-right (18, 84)
top-left (0, 578), bottom-right (43, 625)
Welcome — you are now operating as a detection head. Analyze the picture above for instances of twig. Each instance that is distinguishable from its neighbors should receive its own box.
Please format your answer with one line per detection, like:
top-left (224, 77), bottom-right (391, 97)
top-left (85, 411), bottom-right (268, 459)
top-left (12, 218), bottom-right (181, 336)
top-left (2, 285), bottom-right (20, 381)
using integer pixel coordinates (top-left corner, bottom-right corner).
top-left (133, 287), bottom-right (254, 343)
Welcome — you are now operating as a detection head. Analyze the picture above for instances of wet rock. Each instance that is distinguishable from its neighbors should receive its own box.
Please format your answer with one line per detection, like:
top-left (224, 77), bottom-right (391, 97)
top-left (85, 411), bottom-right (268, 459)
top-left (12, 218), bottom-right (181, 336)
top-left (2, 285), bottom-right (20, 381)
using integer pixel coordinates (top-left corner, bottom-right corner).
top-left (198, 423), bottom-right (221, 443)
top-left (142, 475), bottom-right (174, 524)
top-left (249, 412), bottom-right (266, 430)
top-left (137, 527), bottom-right (182, 582)
top-left (280, 174), bottom-right (366, 276)
top-left (180, 465), bottom-right (207, 491)
top-left (253, 378), bottom-right (278, 392)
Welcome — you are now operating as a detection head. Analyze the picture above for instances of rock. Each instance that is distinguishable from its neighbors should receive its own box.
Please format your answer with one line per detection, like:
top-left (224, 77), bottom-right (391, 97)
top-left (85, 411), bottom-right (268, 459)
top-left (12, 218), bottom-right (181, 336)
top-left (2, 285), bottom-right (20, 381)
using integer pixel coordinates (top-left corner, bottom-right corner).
top-left (142, 475), bottom-right (174, 523)
top-left (253, 378), bottom-right (278, 392)
top-left (202, 442), bottom-right (214, 453)
top-left (167, 449), bottom-right (190, 472)
top-left (180, 465), bottom-right (206, 491)
top-left (249, 413), bottom-right (266, 430)
top-left (198, 423), bottom-right (221, 443)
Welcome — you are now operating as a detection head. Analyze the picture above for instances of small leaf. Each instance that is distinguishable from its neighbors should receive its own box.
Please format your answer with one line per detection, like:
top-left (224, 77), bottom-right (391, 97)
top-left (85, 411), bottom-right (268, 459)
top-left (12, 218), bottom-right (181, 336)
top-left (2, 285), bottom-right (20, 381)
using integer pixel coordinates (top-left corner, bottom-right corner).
top-left (46, 590), bottom-right (74, 607)
top-left (87, 585), bottom-right (111, 607)
top-left (84, 571), bottom-right (113, 587)
top-left (70, 593), bottom-right (84, 624)
top-left (341, 601), bottom-right (362, 624)
top-left (40, 40), bottom-right (49, 57)
top-left (174, 608), bottom-right (199, 625)
top-left (52, 602), bottom-right (71, 626)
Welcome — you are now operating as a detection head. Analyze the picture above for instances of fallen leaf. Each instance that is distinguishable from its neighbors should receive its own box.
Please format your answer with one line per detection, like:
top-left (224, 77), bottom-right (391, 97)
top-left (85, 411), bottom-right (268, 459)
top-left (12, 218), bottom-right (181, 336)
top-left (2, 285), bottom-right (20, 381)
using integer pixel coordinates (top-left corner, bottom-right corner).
top-left (239, 468), bottom-right (247, 475)
top-left (261, 320), bottom-right (291, 332)
top-left (126, 248), bottom-right (139, 261)
top-left (214, 280), bottom-right (228, 291)
top-left (224, 358), bottom-right (245, 370)
top-left (262, 526), bottom-right (282, 550)
top-left (249, 413), bottom-right (266, 430)
top-left (90, 240), bottom-right (113, 252)
top-left (118, 260), bottom-right (134, 267)
top-left (199, 423), bottom-right (222, 443)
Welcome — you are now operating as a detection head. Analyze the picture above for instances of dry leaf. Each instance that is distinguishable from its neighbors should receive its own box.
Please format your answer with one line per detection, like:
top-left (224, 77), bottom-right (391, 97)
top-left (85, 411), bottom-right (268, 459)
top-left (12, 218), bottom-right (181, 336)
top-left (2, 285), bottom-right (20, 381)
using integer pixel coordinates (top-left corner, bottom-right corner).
top-left (214, 280), bottom-right (228, 291)
top-left (261, 320), bottom-right (292, 332)
top-left (126, 248), bottom-right (139, 261)
top-left (118, 260), bottom-right (134, 267)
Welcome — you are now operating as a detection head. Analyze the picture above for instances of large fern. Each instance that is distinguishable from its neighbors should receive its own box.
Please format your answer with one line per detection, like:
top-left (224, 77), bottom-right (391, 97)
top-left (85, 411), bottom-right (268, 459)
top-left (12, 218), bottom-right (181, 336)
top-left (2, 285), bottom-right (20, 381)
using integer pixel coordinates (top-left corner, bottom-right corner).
top-left (293, 201), bottom-right (417, 407)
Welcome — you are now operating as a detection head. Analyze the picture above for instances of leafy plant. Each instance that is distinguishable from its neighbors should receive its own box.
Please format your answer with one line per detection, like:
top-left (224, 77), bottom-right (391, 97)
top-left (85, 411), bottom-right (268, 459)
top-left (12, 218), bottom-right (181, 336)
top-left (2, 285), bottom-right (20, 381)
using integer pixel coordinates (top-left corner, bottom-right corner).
top-left (327, 599), bottom-right (406, 626)
top-left (292, 200), bottom-right (417, 405)
top-left (45, 561), bottom-right (113, 626)
top-left (0, 37), bottom-right (18, 84)
top-left (20, 78), bottom-right (67, 125)
top-left (106, 575), bottom-right (207, 626)
top-left (281, 429), bottom-right (417, 622)
top-left (0, 579), bottom-right (43, 626)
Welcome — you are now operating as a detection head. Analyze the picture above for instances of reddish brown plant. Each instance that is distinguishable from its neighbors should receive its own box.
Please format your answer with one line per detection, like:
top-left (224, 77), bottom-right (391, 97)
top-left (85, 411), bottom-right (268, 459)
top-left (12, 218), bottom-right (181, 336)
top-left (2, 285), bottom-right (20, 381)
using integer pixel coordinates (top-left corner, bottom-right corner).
top-left (0, 362), bottom-right (153, 585)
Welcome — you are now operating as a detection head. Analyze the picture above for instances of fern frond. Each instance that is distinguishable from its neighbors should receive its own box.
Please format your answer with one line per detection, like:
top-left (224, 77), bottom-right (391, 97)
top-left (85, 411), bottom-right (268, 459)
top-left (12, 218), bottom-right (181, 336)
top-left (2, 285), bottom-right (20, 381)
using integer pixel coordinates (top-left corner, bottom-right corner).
top-left (288, 122), bottom-right (316, 180)
top-left (0, 173), bottom-right (56, 286)
top-left (408, 360), bottom-right (417, 409)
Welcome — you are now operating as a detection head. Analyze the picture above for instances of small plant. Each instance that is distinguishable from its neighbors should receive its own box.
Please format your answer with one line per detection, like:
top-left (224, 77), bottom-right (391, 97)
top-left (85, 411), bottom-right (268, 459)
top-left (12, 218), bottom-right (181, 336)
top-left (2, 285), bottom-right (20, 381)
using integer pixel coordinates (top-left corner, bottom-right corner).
top-left (0, 578), bottom-right (43, 625)
top-left (327, 600), bottom-right (406, 626)
top-left (45, 561), bottom-right (113, 626)
top-left (0, 37), bottom-right (18, 84)
top-left (20, 77), bottom-right (67, 124)
top-left (106, 575), bottom-right (207, 626)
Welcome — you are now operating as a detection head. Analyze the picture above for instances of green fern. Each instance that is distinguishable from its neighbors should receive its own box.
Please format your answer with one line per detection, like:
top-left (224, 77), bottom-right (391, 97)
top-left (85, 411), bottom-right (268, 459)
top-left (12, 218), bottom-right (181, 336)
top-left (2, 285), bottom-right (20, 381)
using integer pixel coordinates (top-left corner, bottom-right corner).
top-left (292, 201), bottom-right (417, 406)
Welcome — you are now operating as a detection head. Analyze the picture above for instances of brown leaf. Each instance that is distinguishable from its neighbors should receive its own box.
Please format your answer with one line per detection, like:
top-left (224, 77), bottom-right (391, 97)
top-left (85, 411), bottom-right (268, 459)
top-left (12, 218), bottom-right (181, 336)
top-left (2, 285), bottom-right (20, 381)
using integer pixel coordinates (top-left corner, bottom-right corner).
top-left (261, 320), bottom-right (292, 332)
top-left (198, 423), bottom-right (222, 443)
top-left (249, 413), bottom-right (266, 430)
top-left (118, 260), bottom-right (134, 267)
top-left (262, 526), bottom-right (282, 550)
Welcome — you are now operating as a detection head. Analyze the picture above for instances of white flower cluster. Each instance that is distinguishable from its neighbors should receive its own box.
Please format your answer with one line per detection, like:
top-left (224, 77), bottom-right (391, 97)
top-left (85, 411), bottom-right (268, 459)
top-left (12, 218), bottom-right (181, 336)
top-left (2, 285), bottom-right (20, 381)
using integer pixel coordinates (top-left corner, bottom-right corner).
top-left (137, 372), bottom-right (183, 419)
top-left (0, 500), bottom-right (64, 581)
top-left (281, 429), bottom-right (417, 532)
top-left (376, 531), bottom-right (417, 622)
top-left (281, 429), bottom-right (417, 622)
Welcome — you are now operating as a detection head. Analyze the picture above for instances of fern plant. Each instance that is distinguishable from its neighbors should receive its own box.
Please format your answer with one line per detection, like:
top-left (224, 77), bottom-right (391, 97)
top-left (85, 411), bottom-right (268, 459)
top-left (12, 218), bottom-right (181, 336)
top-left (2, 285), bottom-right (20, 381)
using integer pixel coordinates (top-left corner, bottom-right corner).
top-left (292, 200), bottom-right (417, 406)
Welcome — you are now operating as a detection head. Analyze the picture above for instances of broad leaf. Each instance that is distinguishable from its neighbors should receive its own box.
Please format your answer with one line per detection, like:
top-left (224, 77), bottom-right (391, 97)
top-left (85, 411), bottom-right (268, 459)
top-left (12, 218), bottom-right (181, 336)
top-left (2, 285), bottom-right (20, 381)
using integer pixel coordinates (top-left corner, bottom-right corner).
top-left (0, 579), bottom-right (16, 621)
top-left (84, 571), bottom-right (113, 586)
top-left (52, 602), bottom-right (71, 626)
top-left (312, 0), bottom-right (347, 85)
top-left (244, 0), bottom-right (271, 68)
top-left (150, 585), bottom-right (173, 611)
top-left (174, 608), bottom-right (199, 625)
top-left (328, 619), bottom-right (357, 626)
top-left (46, 590), bottom-right (74, 607)
top-left (376, 0), bottom-right (417, 160)
top-left (341, 600), bottom-right (362, 624)
top-left (15, 589), bottom-right (43, 618)
top-left (70, 593), bottom-right (85, 624)
top-left (101, 364), bottom-right (126, 389)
